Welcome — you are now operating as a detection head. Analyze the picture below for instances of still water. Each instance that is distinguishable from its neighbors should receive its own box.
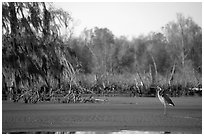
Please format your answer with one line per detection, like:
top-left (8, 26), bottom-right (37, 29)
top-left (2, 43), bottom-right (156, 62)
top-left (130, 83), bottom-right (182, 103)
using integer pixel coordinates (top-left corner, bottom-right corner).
top-left (3, 130), bottom-right (174, 134)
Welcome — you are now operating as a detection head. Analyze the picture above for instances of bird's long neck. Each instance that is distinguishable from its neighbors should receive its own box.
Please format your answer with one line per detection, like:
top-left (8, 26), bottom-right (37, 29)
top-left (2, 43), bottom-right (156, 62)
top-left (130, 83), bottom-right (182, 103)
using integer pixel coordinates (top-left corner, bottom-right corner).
top-left (157, 90), bottom-right (160, 98)
top-left (157, 90), bottom-right (164, 104)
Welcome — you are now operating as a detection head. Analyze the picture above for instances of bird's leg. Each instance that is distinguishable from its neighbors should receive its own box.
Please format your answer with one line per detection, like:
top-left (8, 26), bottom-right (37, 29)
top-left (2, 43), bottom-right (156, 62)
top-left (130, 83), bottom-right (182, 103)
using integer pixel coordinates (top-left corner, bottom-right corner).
top-left (164, 104), bottom-right (167, 115)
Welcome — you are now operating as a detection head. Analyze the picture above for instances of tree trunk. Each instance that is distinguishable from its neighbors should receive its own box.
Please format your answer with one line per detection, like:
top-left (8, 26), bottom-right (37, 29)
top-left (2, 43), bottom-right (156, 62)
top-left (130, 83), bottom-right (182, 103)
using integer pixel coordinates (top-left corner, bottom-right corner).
top-left (149, 52), bottom-right (158, 84)
top-left (135, 64), bottom-right (146, 91)
top-left (168, 62), bottom-right (176, 85)
top-left (181, 29), bottom-right (185, 68)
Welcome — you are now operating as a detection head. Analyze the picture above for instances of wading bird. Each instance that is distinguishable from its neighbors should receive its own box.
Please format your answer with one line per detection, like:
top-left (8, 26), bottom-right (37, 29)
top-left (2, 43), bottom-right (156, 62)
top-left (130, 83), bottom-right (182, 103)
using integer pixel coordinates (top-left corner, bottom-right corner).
top-left (156, 86), bottom-right (175, 115)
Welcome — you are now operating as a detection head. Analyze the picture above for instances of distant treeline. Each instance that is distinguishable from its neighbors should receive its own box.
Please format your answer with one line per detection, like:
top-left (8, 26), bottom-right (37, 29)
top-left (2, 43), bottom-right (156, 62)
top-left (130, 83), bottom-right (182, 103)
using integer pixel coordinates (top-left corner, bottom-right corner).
top-left (2, 2), bottom-right (202, 102)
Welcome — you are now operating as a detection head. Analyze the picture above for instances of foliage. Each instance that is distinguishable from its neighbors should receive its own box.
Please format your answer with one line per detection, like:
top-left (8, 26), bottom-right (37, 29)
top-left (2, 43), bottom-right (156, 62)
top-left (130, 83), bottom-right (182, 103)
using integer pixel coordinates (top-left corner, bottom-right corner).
top-left (2, 2), bottom-right (79, 102)
top-left (2, 3), bottom-right (202, 103)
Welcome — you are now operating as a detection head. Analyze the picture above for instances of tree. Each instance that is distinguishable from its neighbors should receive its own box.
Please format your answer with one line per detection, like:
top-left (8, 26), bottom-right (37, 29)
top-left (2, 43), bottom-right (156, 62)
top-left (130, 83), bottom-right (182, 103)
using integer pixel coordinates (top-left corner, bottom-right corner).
top-left (112, 36), bottom-right (133, 74)
top-left (120, 46), bottom-right (136, 73)
top-left (147, 32), bottom-right (171, 76)
top-left (81, 27), bottom-right (114, 76)
top-left (163, 13), bottom-right (202, 71)
top-left (162, 13), bottom-right (202, 87)
top-left (2, 2), bottom-right (76, 99)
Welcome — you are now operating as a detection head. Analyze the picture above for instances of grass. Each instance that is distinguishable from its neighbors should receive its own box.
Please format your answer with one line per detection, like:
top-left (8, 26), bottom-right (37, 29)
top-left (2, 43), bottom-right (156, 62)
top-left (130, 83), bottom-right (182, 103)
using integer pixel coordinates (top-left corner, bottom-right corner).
top-left (76, 71), bottom-right (201, 88)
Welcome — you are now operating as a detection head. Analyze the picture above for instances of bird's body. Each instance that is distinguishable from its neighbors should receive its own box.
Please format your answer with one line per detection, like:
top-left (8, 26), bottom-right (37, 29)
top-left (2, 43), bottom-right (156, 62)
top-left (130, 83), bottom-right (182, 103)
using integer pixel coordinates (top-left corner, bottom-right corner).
top-left (156, 86), bottom-right (175, 115)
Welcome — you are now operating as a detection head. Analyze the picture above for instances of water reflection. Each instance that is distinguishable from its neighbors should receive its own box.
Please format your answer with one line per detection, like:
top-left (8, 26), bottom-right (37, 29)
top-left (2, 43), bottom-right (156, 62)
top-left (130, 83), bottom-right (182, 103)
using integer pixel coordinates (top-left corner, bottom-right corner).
top-left (3, 130), bottom-right (172, 134)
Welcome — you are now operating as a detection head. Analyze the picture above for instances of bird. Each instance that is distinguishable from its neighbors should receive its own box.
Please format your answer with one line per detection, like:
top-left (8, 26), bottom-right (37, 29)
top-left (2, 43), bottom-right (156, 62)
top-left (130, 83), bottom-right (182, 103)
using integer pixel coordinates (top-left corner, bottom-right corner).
top-left (156, 86), bottom-right (175, 115)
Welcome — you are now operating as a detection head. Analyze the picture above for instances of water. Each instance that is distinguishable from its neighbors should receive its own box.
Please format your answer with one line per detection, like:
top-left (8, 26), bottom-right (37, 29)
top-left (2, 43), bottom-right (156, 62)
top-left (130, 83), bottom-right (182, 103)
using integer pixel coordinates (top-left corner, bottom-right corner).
top-left (3, 130), bottom-right (173, 134)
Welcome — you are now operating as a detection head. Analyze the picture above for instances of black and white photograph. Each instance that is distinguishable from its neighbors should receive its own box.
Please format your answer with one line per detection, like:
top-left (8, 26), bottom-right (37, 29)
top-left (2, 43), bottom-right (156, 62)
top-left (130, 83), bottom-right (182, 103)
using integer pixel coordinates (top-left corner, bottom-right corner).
top-left (2, 1), bottom-right (202, 134)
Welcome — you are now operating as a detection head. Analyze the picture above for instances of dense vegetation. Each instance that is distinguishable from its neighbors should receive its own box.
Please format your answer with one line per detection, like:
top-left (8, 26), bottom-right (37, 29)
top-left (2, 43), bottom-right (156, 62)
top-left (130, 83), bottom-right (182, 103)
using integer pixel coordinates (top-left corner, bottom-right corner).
top-left (2, 2), bottom-right (202, 103)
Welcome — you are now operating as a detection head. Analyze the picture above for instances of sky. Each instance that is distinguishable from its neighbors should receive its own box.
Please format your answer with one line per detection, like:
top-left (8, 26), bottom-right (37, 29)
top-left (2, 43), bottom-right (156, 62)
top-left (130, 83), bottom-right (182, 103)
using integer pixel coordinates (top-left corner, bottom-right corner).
top-left (53, 2), bottom-right (202, 39)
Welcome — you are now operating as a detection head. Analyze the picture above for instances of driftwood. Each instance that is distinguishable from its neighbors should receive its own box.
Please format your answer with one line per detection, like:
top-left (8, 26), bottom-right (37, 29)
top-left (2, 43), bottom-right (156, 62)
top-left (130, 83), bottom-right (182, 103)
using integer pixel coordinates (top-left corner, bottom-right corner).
top-left (83, 95), bottom-right (108, 103)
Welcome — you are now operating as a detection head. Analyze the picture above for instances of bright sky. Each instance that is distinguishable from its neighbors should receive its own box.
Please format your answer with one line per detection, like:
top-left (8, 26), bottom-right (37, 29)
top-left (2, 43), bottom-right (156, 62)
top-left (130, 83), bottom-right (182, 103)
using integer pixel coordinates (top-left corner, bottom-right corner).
top-left (53, 2), bottom-right (202, 39)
